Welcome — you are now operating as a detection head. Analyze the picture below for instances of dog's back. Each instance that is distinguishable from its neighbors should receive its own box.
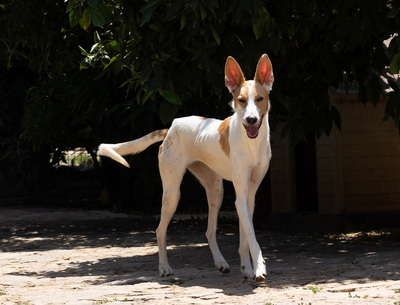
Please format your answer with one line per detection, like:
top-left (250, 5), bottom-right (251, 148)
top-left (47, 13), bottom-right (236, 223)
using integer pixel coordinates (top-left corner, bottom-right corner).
top-left (160, 115), bottom-right (232, 181)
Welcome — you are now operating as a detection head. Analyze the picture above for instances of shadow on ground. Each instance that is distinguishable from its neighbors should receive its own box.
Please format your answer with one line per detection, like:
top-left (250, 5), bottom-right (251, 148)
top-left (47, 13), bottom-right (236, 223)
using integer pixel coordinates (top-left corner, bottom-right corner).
top-left (1, 205), bottom-right (399, 297)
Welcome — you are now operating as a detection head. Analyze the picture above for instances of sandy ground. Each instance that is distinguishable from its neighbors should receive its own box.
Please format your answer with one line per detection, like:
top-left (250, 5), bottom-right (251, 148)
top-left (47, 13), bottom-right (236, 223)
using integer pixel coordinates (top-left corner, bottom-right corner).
top-left (0, 205), bottom-right (399, 305)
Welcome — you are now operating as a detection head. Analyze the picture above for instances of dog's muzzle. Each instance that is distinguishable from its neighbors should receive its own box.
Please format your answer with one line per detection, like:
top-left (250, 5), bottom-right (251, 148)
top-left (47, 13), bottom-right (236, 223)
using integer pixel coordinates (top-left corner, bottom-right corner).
top-left (243, 115), bottom-right (264, 139)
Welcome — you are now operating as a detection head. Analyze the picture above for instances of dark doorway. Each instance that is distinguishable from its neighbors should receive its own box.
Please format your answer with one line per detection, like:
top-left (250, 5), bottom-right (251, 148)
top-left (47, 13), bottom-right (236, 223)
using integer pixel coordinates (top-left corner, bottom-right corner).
top-left (254, 170), bottom-right (272, 224)
top-left (294, 135), bottom-right (318, 212)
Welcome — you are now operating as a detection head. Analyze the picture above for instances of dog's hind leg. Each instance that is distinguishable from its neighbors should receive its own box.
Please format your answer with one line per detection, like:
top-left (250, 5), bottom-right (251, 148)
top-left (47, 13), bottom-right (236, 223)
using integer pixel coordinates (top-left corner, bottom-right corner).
top-left (156, 144), bottom-right (187, 277)
top-left (188, 162), bottom-right (230, 274)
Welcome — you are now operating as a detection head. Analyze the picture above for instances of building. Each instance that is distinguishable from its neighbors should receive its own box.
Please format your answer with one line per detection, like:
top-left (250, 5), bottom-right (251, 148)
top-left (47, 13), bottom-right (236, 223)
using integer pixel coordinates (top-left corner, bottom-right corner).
top-left (270, 92), bottom-right (400, 214)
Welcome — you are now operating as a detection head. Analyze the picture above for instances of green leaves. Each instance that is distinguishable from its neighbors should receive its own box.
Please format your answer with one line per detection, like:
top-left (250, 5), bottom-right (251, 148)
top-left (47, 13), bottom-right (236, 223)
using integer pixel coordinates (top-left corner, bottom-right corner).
top-left (390, 52), bottom-right (400, 75)
top-left (139, 89), bottom-right (182, 124)
top-left (159, 90), bottom-right (182, 106)
top-left (140, 0), bottom-right (163, 26)
top-left (252, 6), bottom-right (270, 40)
top-left (383, 80), bottom-right (400, 133)
top-left (2, 0), bottom-right (400, 200)
top-left (67, 0), bottom-right (113, 30)
top-left (159, 90), bottom-right (181, 124)
top-left (72, 0), bottom-right (400, 142)
top-left (159, 101), bottom-right (179, 125)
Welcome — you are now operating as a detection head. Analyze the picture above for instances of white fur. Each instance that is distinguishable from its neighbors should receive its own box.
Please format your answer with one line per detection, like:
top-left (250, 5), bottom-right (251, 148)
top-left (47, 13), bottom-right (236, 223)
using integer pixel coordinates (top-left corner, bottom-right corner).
top-left (98, 54), bottom-right (274, 281)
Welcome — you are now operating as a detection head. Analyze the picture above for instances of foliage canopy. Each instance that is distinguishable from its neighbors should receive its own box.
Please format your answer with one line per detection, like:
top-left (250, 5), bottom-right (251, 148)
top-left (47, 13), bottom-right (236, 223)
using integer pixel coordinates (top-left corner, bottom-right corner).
top-left (67, 0), bottom-right (400, 140)
top-left (1, 0), bottom-right (400, 197)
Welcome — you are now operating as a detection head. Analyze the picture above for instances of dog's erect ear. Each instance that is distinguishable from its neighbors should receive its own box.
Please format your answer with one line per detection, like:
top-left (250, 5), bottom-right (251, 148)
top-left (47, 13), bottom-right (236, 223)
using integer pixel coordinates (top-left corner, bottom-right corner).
top-left (255, 54), bottom-right (274, 91)
top-left (225, 56), bottom-right (245, 93)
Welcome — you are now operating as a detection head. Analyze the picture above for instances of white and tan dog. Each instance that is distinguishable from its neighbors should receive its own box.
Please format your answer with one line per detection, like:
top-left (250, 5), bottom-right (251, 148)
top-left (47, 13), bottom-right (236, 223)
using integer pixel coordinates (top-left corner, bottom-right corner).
top-left (99, 54), bottom-right (274, 281)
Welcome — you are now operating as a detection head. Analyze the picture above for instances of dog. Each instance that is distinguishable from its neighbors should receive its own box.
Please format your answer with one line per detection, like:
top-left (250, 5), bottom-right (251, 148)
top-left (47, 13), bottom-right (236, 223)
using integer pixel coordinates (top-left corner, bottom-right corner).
top-left (98, 54), bottom-right (274, 281)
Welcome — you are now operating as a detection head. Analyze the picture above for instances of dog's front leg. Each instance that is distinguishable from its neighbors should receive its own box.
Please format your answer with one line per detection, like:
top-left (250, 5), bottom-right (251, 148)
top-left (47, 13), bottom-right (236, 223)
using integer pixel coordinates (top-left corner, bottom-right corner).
top-left (233, 176), bottom-right (266, 282)
top-left (238, 220), bottom-right (254, 279)
top-left (236, 201), bottom-right (266, 281)
top-left (238, 190), bottom-right (257, 280)
top-left (240, 173), bottom-right (267, 280)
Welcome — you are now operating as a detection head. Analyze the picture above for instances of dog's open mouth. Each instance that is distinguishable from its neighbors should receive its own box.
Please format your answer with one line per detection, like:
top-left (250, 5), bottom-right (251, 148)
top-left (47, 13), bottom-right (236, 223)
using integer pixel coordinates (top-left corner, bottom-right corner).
top-left (243, 115), bottom-right (264, 139)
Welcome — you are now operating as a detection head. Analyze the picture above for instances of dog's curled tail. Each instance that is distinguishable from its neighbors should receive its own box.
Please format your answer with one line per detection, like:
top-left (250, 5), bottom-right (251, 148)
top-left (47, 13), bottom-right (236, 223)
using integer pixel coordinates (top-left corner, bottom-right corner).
top-left (98, 129), bottom-right (169, 168)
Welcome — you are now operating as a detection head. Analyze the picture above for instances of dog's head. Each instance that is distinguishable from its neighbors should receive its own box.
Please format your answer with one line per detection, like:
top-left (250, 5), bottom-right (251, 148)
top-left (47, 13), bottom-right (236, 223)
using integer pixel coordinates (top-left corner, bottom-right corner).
top-left (225, 54), bottom-right (274, 139)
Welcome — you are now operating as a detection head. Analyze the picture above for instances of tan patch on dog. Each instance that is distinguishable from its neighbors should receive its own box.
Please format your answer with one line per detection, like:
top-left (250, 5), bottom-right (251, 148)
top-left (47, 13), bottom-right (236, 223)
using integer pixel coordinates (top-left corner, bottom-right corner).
top-left (254, 83), bottom-right (269, 116)
top-left (232, 84), bottom-right (248, 110)
top-left (218, 117), bottom-right (231, 156)
top-left (151, 129), bottom-right (169, 140)
top-left (155, 129), bottom-right (169, 155)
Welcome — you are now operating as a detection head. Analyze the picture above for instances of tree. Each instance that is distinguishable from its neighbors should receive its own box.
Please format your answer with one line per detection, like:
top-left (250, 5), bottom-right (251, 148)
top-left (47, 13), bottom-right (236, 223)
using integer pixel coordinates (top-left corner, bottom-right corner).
top-left (68, 0), bottom-right (400, 140)
top-left (0, 0), bottom-right (139, 195)
top-left (1, 0), bottom-right (400, 206)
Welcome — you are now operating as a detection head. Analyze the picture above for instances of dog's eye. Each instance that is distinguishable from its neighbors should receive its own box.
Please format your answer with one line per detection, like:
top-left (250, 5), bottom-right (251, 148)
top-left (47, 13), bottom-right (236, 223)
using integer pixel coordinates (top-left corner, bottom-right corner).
top-left (237, 98), bottom-right (246, 103)
top-left (256, 97), bottom-right (264, 102)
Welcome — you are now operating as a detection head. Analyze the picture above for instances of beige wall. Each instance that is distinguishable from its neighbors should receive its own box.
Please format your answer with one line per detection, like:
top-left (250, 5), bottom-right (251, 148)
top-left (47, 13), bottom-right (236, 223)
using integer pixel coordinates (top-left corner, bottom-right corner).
top-left (324, 94), bottom-right (400, 213)
top-left (271, 94), bottom-right (400, 214)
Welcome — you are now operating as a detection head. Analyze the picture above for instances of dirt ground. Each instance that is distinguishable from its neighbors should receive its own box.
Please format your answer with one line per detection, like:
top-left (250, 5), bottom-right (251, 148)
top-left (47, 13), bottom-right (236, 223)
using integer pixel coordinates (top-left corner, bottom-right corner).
top-left (0, 204), bottom-right (399, 305)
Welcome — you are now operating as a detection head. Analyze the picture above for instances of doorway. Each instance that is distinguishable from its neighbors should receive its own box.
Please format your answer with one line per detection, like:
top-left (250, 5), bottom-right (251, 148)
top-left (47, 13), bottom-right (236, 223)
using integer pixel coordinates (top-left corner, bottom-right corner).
top-left (294, 135), bottom-right (318, 212)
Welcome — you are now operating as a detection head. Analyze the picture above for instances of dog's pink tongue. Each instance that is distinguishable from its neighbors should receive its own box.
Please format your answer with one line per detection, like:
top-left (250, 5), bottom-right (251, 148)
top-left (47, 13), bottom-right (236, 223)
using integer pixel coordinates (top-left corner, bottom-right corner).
top-left (245, 125), bottom-right (259, 139)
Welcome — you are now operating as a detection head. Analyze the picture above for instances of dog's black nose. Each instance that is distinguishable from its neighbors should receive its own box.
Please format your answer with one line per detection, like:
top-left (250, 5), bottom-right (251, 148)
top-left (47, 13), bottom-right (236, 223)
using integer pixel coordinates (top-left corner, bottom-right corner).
top-left (246, 116), bottom-right (258, 125)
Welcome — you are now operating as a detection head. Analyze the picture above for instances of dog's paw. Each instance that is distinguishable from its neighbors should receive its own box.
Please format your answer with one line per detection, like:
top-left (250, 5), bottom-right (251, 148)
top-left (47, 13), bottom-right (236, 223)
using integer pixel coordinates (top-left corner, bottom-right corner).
top-left (216, 261), bottom-right (231, 274)
top-left (159, 265), bottom-right (174, 277)
top-left (253, 261), bottom-right (267, 282)
top-left (241, 265), bottom-right (254, 280)
top-left (254, 272), bottom-right (267, 282)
